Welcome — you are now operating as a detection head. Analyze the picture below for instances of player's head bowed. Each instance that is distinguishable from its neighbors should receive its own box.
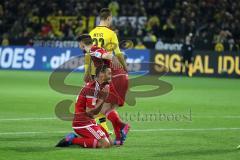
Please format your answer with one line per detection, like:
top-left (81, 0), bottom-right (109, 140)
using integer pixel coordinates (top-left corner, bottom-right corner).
top-left (77, 34), bottom-right (93, 50)
top-left (95, 65), bottom-right (111, 83)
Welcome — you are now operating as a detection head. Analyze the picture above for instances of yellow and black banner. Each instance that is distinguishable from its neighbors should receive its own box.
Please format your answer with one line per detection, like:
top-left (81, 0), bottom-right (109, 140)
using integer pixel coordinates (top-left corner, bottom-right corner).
top-left (151, 50), bottom-right (240, 78)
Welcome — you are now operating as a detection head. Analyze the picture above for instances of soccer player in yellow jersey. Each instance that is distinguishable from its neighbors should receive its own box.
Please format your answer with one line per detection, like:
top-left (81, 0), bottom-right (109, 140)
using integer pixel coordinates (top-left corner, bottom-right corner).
top-left (84, 8), bottom-right (127, 134)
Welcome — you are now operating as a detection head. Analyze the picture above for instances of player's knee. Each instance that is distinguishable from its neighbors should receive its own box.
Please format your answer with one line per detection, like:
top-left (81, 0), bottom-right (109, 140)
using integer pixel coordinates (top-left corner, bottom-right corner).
top-left (97, 139), bottom-right (111, 148)
top-left (102, 142), bottom-right (111, 148)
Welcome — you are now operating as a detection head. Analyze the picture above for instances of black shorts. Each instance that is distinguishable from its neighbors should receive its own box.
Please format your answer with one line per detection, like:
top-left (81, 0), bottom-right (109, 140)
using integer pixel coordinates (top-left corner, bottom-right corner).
top-left (182, 54), bottom-right (192, 63)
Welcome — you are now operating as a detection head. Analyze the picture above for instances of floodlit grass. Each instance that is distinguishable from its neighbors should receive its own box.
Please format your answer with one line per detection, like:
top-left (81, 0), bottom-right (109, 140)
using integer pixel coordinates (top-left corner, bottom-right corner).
top-left (0, 70), bottom-right (239, 160)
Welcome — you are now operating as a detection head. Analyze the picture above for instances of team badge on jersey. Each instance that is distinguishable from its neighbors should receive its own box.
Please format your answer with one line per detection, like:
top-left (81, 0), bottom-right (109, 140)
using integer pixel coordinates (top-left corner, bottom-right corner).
top-left (94, 52), bottom-right (102, 58)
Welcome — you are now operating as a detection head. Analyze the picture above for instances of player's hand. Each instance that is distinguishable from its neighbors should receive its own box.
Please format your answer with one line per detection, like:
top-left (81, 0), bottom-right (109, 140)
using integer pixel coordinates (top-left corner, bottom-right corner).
top-left (84, 74), bottom-right (93, 83)
top-left (98, 85), bottom-right (109, 100)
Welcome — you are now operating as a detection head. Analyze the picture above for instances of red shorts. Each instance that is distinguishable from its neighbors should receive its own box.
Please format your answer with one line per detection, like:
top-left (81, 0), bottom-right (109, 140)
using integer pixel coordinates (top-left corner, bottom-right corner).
top-left (73, 125), bottom-right (109, 140)
top-left (106, 74), bottom-right (128, 106)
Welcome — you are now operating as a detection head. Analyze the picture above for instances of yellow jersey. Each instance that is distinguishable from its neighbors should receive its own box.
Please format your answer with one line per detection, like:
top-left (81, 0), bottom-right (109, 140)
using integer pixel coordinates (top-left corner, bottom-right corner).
top-left (85, 26), bottom-right (122, 75)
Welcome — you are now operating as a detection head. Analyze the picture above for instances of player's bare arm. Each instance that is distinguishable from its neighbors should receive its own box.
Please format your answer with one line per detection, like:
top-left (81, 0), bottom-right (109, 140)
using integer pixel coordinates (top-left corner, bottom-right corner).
top-left (83, 54), bottom-right (93, 83)
top-left (112, 32), bottom-right (128, 72)
top-left (115, 54), bottom-right (128, 72)
top-left (114, 54), bottom-right (127, 71)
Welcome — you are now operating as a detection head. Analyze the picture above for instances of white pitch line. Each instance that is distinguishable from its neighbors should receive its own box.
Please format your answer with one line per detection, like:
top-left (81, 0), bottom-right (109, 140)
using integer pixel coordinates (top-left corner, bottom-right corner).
top-left (0, 131), bottom-right (66, 135)
top-left (194, 116), bottom-right (240, 119)
top-left (132, 128), bottom-right (240, 132)
top-left (0, 117), bottom-right (57, 121)
top-left (0, 128), bottom-right (240, 136)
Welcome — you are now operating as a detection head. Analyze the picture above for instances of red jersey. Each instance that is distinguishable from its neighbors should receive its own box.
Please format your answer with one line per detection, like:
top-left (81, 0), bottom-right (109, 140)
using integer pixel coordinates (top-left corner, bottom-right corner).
top-left (89, 45), bottom-right (127, 76)
top-left (72, 81), bottom-right (109, 128)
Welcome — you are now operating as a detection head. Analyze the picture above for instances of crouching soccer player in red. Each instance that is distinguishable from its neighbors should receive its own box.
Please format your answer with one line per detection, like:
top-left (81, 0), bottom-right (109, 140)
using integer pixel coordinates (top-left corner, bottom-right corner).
top-left (77, 34), bottom-right (130, 145)
top-left (56, 65), bottom-right (113, 148)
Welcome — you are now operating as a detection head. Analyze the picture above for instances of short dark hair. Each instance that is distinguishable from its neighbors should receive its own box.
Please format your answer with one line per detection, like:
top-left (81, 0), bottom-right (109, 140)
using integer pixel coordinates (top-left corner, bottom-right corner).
top-left (95, 65), bottom-right (109, 77)
top-left (100, 8), bottom-right (111, 20)
top-left (77, 34), bottom-right (92, 45)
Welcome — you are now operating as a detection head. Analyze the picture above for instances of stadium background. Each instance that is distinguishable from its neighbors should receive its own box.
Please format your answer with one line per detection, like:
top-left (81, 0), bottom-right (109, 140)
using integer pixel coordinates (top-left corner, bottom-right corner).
top-left (1, 0), bottom-right (240, 77)
top-left (0, 0), bottom-right (240, 160)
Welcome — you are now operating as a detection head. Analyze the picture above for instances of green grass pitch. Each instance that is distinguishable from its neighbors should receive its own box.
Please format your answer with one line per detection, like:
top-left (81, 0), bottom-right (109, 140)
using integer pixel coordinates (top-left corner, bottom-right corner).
top-left (0, 70), bottom-right (239, 160)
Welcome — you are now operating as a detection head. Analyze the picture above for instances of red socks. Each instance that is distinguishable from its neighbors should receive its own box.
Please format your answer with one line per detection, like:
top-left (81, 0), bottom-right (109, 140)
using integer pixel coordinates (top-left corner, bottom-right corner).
top-left (72, 137), bottom-right (98, 148)
top-left (106, 110), bottom-right (125, 140)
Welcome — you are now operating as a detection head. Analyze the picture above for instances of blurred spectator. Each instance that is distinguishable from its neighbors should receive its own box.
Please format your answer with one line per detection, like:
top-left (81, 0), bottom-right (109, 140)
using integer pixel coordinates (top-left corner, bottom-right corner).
top-left (108, 1), bottom-right (119, 16)
top-left (41, 21), bottom-right (52, 38)
top-left (147, 15), bottom-right (160, 36)
top-left (0, 0), bottom-right (239, 51)
top-left (0, 4), bottom-right (3, 16)
top-left (10, 20), bottom-right (23, 38)
top-left (135, 39), bottom-right (146, 49)
top-left (143, 32), bottom-right (157, 43)
top-left (215, 42), bottom-right (224, 52)
top-left (119, 19), bottom-right (134, 37)
top-left (213, 30), bottom-right (232, 44)
top-left (1, 34), bottom-right (9, 46)
top-left (162, 17), bottom-right (176, 42)
top-left (228, 37), bottom-right (235, 51)
top-left (213, 30), bottom-right (232, 52)
top-left (177, 17), bottom-right (188, 41)
top-left (75, 19), bottom-right (86, 36)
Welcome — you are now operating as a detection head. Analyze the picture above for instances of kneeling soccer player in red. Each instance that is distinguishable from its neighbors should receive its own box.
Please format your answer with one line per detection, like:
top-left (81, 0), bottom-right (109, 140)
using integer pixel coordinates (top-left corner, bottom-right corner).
top-left (56, 65), bottom-right (113, 148)
top-left (77, 34), bottom-right (130, 145)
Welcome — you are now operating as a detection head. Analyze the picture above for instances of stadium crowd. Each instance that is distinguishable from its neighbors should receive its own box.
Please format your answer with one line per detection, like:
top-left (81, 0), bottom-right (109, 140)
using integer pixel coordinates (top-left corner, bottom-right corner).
top-left (0, 0), bottom-right (240, 51)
